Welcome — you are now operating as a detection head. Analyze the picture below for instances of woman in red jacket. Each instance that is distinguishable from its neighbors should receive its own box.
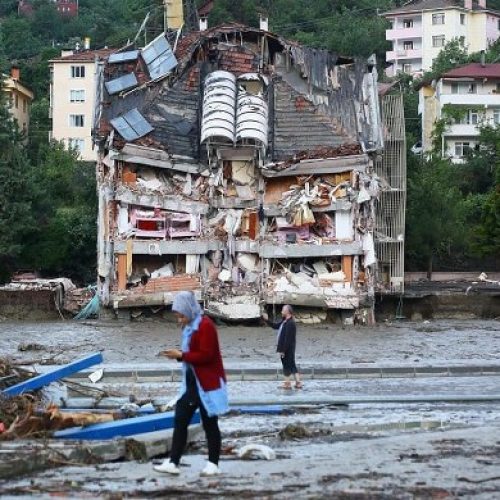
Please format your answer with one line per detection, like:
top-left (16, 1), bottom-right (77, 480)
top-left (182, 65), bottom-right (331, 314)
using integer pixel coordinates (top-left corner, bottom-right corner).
top-left (154, 291), bottom-right (228, 476)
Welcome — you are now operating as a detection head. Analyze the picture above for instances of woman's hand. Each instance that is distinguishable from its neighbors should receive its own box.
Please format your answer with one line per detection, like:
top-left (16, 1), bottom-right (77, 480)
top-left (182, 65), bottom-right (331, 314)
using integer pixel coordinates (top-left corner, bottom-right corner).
top-left (261, 312), bottom-right (269, 321)
top-left (159, 349), bottom-right (183, 360)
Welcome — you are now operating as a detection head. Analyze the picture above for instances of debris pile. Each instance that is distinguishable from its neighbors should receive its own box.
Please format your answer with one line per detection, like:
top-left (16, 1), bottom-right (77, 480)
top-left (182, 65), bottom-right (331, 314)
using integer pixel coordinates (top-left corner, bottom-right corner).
top-left (93, 23), bottom-right (405, 321)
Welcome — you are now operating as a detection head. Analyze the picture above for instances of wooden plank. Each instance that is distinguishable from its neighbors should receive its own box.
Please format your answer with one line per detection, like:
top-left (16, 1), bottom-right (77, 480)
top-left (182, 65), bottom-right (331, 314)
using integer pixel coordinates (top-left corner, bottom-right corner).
top-left (3, 352), bottom-right (103, 396)
top-left (117, 254), bottom-right (127, 291)
top-left (342, 255), bottom-right (353, 283)
top-left (53, 411), bottom-right (201, 440)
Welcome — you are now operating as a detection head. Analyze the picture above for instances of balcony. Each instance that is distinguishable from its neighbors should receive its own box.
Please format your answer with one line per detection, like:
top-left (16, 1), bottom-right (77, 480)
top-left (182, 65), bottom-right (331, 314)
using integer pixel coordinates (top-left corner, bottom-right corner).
top-left (386, 49), bottom-right (422, 61)
top-left (440, 93), bottom-right (500, 107)
top-left (442, 123), bottom-right (480, 137)
top-left (386, 27), bottom-right (422, 40)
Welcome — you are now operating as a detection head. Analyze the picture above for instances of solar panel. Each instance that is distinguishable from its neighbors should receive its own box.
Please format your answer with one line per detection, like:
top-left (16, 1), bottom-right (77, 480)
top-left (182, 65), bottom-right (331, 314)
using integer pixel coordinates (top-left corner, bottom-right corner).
top-left (141, 34), bottom-right (177, 80)
top-left (125, 108), bottom-right (154, 137)
top-left (110, 108), bottom-right (154, 141)
top-left (108, 50), bottom-right (140, 64)
top-left (105, 73), bottom-right (138, 95)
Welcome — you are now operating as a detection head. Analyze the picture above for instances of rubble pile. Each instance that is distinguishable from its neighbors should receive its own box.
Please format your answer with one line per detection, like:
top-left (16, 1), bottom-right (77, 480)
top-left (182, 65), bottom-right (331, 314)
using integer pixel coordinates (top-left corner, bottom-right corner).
top-left (93, 24), bottom-right (405, 320)
top-left (278, 144), bottom-right (364, 169)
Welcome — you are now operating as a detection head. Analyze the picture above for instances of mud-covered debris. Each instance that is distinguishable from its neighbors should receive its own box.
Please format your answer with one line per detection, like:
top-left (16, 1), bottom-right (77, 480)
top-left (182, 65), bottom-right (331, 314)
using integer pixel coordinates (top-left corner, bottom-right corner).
top-left (17, 343), bottom-right (46, 352)
top-left (236, 443), bottom-right (276, 460)
top-left (279, 423), bottom-right (311, 440)
top-left (0, 402), bottom-right (120, 441)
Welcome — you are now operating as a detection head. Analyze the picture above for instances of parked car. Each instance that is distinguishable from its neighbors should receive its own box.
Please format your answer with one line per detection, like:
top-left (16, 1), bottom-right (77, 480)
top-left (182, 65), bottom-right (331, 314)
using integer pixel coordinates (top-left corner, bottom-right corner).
top-left (410, 141), bottom-right (423, 155)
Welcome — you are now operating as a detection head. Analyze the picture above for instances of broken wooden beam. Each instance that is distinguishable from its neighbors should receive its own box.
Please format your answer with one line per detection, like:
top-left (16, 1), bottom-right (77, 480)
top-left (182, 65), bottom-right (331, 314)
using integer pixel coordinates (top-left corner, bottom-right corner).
top-left (53, 410), bottom-right (200, 440)
top-left (3, 352), bottom-right (103, 396)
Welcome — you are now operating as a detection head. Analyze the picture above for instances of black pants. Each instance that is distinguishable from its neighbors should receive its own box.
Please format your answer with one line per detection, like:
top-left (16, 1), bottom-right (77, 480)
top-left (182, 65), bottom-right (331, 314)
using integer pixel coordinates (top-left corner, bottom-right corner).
top-left (281, 350), bottom-right (298, 376)
top-left (169, 393), bottom-right (221, 466)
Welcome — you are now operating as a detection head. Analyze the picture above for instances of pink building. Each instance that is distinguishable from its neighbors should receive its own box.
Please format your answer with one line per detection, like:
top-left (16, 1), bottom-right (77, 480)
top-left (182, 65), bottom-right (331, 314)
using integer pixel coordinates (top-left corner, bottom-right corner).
top-left (383, 0), bottom-right (500, 77)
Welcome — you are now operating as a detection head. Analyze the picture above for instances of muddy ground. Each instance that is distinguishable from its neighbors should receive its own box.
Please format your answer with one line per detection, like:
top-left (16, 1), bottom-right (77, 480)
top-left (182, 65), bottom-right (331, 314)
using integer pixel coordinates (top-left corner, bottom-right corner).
top-left (1, 318), bottom-right (500, 367)
top-left (1, 318), bottom-right (500, 498)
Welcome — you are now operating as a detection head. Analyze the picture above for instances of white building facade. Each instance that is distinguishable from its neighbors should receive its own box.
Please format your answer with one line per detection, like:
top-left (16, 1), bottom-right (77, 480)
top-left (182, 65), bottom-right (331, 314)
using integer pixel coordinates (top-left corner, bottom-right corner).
top-left (49, 49), bottom-right (113, 162)
top-left (420, 63), bottom-right (500, 162)
top-left (384, 0), bottom-right (500, 77)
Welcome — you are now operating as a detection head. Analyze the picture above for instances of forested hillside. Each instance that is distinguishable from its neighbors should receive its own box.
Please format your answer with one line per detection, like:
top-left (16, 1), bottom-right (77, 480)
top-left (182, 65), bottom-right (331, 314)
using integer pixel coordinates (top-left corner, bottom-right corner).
top-left (0, 0), bottom-right (499, 282)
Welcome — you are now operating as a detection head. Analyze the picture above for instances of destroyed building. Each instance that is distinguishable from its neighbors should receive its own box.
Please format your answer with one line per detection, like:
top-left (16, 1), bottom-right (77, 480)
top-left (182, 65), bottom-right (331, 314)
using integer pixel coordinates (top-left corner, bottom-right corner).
top-left (93, 23), bottom-right (406, 322)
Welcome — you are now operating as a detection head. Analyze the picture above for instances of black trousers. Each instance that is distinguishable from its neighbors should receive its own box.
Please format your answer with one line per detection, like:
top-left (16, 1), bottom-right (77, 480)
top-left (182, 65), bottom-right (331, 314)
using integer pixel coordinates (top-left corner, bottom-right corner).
top-left (281, 350), bottom-right (298, 376)
top-left (169, 393), bottom-right (221, 466)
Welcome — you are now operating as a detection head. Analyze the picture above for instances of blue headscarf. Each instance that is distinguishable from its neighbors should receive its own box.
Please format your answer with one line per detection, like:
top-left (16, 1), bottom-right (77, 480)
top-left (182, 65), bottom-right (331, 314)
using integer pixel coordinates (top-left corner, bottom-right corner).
top-left (172, 291), bottom-right (202, 322)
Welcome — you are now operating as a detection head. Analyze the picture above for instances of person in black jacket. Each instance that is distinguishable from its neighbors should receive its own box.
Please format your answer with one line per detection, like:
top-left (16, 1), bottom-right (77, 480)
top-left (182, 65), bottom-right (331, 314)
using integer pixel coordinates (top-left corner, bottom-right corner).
top-left (263, 305), bottom-right (303, 389)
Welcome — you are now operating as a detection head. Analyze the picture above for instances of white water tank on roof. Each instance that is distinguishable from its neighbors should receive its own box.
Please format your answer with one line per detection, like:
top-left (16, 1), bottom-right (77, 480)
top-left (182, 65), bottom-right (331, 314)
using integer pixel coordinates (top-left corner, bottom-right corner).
top-left (236, 92), bottom-right (268, 147)
top-left (201, 71), bottom-right (236, 144)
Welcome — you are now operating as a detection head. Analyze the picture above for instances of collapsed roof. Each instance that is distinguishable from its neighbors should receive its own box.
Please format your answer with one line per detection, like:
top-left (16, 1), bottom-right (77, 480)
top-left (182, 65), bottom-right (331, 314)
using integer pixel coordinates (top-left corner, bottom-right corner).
top-left (95, 24), bottom-right (383, 166)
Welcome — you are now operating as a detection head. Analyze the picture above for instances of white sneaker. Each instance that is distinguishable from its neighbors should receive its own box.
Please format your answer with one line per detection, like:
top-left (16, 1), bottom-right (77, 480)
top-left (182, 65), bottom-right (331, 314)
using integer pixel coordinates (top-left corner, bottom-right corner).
top-left (153, 460), bottom-right (180, 475)
top-left (200, 461), bottom-right (221, 476)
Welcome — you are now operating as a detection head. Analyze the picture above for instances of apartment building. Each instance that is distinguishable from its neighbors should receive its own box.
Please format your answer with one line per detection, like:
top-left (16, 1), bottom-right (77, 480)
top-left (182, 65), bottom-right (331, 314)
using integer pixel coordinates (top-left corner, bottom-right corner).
top-left (2, 67), bottom-right (33, 134)
top-left (383, 0), bottom-right (500, 77)
top-left (92, 22), bottom-right (406, 323)
top-left (421, 62), bottom-right (500, 161)
top-left (49, 48), bottom-right (113, 162)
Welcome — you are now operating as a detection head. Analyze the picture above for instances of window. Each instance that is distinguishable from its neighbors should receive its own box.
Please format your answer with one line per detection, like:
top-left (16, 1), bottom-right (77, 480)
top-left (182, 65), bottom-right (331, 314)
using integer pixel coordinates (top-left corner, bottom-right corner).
top-left (432, 13), bottom-right (445, 25)
top-left (403, 41), bottom-right (414, 50)
top-left (498, 19), bottom-right (500, 31)
top-left (23, 98), bottom-right (27, 112)
top-left (455, 142), bottom-right (471, 157)
top-left (433, 35), bottom-right (446, 47)
top-left (69, 114), bottom-right (85, 127)
top-left (450, 82), bottom-right (476, 94)
top-left (467, 83), bottom-right (477, 94)
top-left (70, 89), bottom-right (85, 102)
top-left (460, 13), bottom-right (465, 25)
top-left (15, 94), bottom-right (19, 109)
top-left (494, 109), bottom-right (500, 124)
top-left (403, 18), bottom-right (414, 28)
top-left (71, 65), bottom-right (85, 78)
top-left (68, 138), bottom-right (84, 151)
top-left (459, 109), bottom-right (479, 125)
top-left (403, 64), bottom-right (412, 74)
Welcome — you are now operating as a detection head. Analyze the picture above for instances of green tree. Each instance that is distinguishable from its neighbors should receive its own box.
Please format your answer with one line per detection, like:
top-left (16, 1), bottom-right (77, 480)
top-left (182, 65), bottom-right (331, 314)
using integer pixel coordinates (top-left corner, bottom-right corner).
top-left (23, 142), bottom-right (97, 284)
top-left (405, 155), bottom-right (466, 277)
top-left (466, 126), bottom-right (500, 261)
top-left (0, 80), bottom-right (35, 282)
